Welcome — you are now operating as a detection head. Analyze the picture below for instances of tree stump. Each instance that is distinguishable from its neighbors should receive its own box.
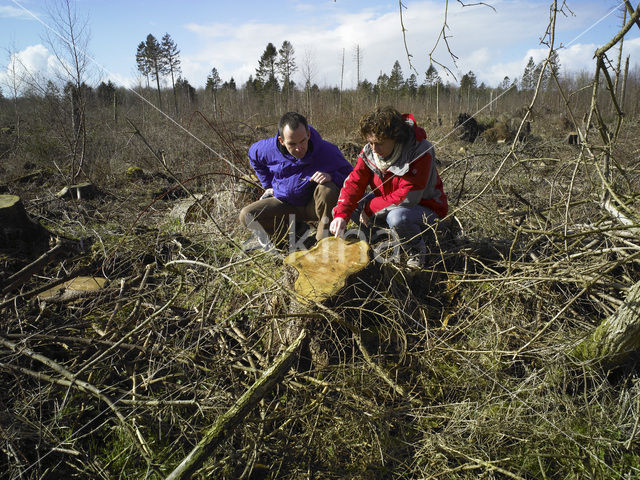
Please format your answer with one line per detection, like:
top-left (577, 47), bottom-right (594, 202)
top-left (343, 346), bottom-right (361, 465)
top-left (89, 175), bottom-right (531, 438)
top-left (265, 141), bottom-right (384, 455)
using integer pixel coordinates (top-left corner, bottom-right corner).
top-left (264, 237), bottom-right (371, 368)
top-left (573, 280), bottom-right (640, 368)
top-left (284, 236), bottom-right (371, 304)
top-left (170, 194), bottom-right (216, 224)
top-left (0, 195), bottom-right (49, 249)
top-left (37, 276), bottom-right (108, 302)
top-left (56, 182), bottom-right (101, 200)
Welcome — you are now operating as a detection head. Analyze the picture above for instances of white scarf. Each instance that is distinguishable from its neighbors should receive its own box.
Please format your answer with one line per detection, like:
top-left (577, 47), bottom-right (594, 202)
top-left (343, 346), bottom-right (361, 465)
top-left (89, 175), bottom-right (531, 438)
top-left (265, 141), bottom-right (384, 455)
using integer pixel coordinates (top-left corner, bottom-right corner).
top-left (370, 141), bottom-right (402, 173)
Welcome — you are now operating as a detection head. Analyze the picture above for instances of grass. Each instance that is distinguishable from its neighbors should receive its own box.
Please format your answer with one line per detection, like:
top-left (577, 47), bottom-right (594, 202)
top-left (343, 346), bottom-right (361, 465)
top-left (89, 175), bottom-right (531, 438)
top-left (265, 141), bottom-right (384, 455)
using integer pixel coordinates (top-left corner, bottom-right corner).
top-left (2, 95), bottom-right (640, 479)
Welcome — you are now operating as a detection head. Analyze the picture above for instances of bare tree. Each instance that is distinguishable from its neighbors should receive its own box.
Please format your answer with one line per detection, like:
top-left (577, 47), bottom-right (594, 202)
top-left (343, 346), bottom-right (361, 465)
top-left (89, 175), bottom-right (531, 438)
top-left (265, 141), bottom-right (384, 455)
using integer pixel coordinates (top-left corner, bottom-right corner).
top-left (301, 47), bottom-right (316, 118)
top-left (353, 44), bottom-right (363, 88)
top-left (45, 0), bottom-right (94, 182)
top-left (2, 46), bottom-right (25, 140)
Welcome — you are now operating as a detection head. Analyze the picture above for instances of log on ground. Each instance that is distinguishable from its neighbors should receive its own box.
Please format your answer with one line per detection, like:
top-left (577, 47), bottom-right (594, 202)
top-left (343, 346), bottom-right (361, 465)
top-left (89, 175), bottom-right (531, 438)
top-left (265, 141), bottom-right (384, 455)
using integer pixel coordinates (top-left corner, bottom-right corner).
top-left (573, 280), bottom-right (640, 368)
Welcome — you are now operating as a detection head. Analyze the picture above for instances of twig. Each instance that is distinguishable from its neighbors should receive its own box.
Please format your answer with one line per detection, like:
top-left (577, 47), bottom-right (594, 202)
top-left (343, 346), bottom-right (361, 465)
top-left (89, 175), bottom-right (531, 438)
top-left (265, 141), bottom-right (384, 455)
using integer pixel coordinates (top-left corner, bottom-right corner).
top-left (164, 329), bottom-right (307, 480)
top-left (437, 443), bottom-right (526, 480)
top-left (1, 238), bottom-right (65, 294)
top-left (0, 337), bottom-right (153, 465)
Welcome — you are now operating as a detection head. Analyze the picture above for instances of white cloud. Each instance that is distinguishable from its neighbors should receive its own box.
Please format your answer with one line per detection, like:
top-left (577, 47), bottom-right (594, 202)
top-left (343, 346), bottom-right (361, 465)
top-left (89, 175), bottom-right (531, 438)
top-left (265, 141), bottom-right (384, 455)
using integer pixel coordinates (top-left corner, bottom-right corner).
top-left (182, 0), bottom-right (583, 88)
top-left (0, 44), bottom-right (58, 93)
top-left (0, 5), bottom-right (33, 20)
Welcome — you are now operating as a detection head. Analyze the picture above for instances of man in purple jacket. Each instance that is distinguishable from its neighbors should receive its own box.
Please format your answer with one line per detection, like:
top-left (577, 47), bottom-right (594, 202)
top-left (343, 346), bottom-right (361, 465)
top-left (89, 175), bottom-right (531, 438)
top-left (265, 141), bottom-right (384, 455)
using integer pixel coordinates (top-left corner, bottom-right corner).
top-left (240, 112), bottom-right (353, 252)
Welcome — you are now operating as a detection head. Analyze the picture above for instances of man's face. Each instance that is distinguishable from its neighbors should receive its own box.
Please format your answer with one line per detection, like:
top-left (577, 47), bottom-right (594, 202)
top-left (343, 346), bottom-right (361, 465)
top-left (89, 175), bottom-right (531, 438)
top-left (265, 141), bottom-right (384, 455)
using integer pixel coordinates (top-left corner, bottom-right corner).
top-left (279, 124), bottom-right (310, 159)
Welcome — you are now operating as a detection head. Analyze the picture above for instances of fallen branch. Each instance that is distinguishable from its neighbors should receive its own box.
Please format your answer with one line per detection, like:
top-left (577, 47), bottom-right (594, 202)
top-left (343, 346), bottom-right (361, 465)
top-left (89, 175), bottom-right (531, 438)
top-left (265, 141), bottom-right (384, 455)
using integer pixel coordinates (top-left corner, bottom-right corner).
top-left (164, 329), bottom-right (306, 480)
top-left (0, 336), bottom-right (153, 465)
top-left (1, 238), bottom-right (65, 294)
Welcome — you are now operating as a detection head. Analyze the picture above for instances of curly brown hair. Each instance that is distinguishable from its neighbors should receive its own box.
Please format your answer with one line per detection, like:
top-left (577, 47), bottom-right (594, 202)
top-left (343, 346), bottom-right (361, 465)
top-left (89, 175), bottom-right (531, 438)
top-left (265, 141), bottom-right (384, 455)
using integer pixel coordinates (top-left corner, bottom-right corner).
top-left (358, 106), bottom-right (412, 143)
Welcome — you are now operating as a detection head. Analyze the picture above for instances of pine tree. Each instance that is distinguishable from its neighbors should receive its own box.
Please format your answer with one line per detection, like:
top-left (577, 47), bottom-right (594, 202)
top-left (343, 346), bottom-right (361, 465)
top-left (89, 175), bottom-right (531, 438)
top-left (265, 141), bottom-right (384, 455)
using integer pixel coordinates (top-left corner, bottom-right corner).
top-left (424, 64), bottom-right (440, 87)
top-left (206, 67), bottom-right (221, 116)
top-left (175, 77), bottom-right (196, 106)
top-left (136, 42), bottom-right (151, 87)
top-left (137, 34), bottom-right (167, 108)
top-left (277, 40), bottom-right (296, 105)
top-left (256, 42), bottom-right (279, 93)
top-left (222, 77), bottom-right (237, 91)
top-left (522, 57), bottom-right (536, 91)
top-left (406, 73), bottom-right (418, 97)
top-left (388, 60), bottom-right (404, 93)
top-left (375, 72), bottom-right (389, 92)
top-left (459, 71), bottom-right (477, 91)
top-left (96, 80), bottom-right (116, 106)
top-left (161, 33), bottom-right (181, 114)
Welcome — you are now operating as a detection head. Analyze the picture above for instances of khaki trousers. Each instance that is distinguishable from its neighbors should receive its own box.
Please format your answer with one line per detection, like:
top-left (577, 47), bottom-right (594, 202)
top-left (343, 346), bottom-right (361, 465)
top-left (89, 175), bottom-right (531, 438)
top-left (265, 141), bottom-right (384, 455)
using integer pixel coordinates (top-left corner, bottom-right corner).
top-left (239, 182), bottom-right (339, 244)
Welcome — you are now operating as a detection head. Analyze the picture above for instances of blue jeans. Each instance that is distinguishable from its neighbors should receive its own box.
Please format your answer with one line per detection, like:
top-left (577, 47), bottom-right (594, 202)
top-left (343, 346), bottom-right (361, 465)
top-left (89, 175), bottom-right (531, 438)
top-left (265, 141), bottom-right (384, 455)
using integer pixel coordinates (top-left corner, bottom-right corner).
top-left (347, 193), bottom-right (439, 253)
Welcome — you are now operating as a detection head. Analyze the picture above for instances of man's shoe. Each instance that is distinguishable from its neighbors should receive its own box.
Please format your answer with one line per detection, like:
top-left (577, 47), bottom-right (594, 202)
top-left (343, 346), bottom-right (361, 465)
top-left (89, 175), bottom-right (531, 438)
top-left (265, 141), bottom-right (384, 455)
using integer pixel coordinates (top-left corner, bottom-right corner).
top-left (406, 252), bottom-right (426, 269)
top-left (242, 237), bottom-right (283, 259)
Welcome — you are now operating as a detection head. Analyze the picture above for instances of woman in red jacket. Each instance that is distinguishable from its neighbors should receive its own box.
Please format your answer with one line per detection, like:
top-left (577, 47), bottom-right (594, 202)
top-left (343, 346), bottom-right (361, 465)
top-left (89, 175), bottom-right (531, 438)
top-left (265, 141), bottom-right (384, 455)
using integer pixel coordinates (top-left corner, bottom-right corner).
top-left (329, 106), bottom-right (448, 268)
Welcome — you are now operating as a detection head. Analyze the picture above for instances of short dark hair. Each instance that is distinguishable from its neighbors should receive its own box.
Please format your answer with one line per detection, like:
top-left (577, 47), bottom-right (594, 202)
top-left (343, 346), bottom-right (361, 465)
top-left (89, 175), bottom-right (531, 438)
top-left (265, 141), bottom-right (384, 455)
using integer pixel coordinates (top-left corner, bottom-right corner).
top-left (359, 106), bottom-right (412, 144)
top-left (278, 112), bottom-right (309, 134)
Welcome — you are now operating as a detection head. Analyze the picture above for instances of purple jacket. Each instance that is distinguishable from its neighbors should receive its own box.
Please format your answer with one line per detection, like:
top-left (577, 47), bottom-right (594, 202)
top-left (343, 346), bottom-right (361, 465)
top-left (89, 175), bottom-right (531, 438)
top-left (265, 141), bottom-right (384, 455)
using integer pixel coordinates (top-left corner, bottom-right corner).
top-left (248, 126), bottom-right (353, 206)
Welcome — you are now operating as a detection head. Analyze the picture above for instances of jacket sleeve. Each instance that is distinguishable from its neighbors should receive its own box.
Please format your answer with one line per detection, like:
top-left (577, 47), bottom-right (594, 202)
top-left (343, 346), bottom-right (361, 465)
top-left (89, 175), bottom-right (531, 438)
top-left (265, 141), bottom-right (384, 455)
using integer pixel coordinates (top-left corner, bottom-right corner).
top-left (248, 142), bottom-right (274, 189)
top-left (366, 151), bottom-right (431, 215)
top-left (331, 162), bottom-right (355, 189)
top-left (332, 157), bottom-right (372, 219)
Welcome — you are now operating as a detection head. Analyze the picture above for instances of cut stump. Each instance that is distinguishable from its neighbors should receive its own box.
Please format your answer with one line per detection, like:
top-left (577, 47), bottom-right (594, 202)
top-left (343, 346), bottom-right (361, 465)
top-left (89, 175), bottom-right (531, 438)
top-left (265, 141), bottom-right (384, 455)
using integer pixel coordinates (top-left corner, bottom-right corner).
top-left (170, 194), bottom-right (216, 225)
top-left (0, 195), bottom-right (49, 249)
top-left (37, 276), bottom-right (108, 302)
top-left (284, 236), bottom-right (371, 304)
top-left (264, 237), bottom-right (371, 369)
top-left (56, 182), bottom-right (101, 200)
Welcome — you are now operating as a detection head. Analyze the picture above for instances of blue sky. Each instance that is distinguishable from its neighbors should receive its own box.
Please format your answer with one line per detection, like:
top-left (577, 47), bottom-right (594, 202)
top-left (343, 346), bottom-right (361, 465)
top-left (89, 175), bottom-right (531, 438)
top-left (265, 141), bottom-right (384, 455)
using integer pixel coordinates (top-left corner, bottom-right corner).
top-left (1, 0), bottom-right (638, 93)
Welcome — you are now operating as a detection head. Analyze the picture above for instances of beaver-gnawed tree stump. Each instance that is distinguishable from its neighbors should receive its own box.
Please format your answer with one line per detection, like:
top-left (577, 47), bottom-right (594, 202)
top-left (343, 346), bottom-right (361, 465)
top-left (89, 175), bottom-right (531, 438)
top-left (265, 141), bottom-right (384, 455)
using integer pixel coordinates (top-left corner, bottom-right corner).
top-left (0, 195), bottom-right (50, 250)
top-left (264, 237), bottom-right (371, 369)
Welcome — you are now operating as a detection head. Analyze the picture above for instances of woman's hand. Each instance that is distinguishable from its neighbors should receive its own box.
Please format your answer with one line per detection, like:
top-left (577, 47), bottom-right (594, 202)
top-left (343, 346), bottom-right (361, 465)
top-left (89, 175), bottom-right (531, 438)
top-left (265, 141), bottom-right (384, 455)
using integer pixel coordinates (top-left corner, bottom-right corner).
top-left (329, 217), bottom-right (347, 237)
top-left (359, 210), bottom-right (370, 227)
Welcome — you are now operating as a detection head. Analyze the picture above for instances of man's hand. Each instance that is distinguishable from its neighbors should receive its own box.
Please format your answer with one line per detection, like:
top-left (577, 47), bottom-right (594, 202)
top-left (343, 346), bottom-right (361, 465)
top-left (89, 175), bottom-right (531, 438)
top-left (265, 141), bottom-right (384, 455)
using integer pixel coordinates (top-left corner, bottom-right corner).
top-left (329, 217), bottom-right (346, 237)
top-left (259, 188), bottom-right (274, 200)
top-left (309, 171), bottom-right (332, 185)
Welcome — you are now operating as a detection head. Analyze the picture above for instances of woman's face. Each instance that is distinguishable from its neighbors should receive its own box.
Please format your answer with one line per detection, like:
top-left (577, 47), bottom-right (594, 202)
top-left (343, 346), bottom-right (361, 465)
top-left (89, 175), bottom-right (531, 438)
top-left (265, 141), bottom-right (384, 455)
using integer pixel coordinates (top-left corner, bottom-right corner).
top-left (366, 135), bottom-right (396, 159)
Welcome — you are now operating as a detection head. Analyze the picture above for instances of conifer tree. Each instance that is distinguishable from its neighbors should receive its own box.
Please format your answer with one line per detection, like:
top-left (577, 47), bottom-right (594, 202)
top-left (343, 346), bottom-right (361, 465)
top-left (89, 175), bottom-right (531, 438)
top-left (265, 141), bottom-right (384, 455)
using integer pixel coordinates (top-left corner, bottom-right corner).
top-left (388, 60), bottom-right (404, 93)
top-left (256, 42), bottom-right (279, 93)
top-left (424, 64), bottom-right (440, 87)
top-left (277, 40), bottom-right (297, 106)
top-left (206, 67), bottom-right (221, 116)
top-left (406, 73), bottom-right (418, 97)
top-left (522, 57), bottom-right (536, 91)
top-left (136, 42), bottom-right (151, 87)
top-left (136, 34), bottom-right (167, 108)
top-left (161, 33), bottom-right (181, 114)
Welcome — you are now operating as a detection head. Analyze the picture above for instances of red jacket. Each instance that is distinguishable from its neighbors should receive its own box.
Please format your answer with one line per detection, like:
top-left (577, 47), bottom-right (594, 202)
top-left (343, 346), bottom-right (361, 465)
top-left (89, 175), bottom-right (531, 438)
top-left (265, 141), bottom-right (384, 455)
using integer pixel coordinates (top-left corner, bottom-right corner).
top-left (333, 114), bottom-right (448, 220)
